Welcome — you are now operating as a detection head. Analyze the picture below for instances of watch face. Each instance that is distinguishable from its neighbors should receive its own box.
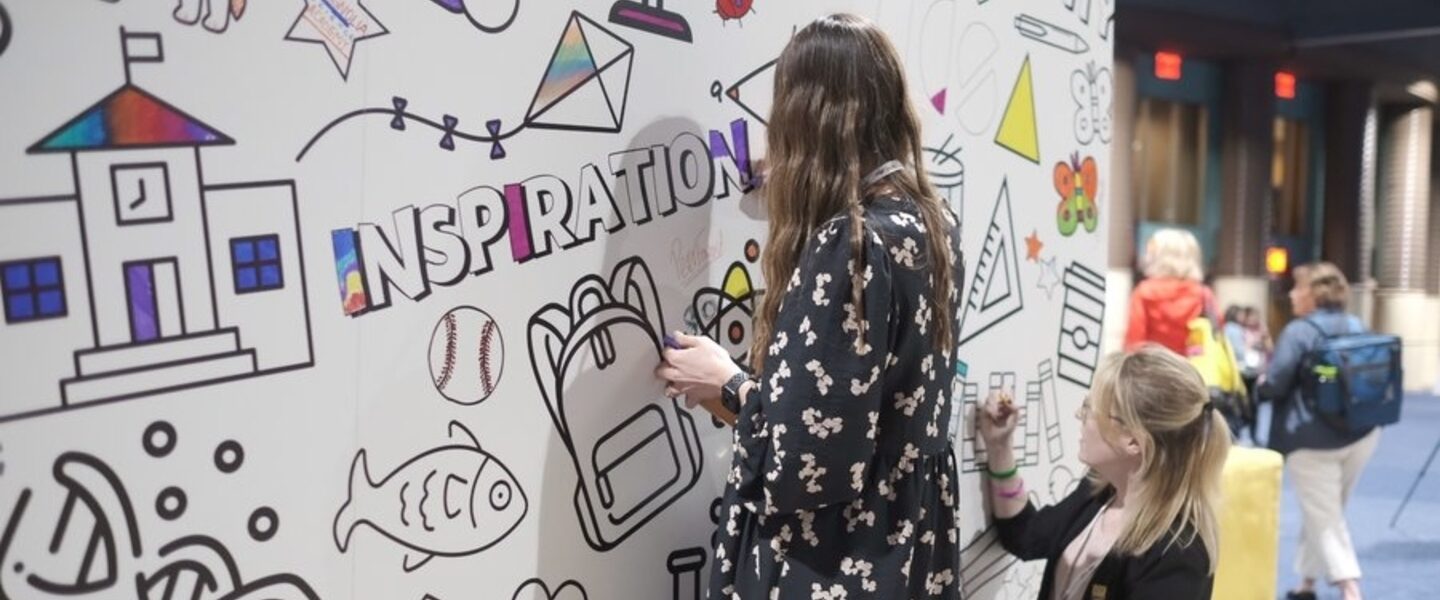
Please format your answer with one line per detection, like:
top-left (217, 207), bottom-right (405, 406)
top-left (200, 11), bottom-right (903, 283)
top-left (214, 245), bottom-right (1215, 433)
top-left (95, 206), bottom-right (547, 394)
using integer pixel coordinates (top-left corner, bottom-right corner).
top-left (110, 162), bottom-right (174, 224)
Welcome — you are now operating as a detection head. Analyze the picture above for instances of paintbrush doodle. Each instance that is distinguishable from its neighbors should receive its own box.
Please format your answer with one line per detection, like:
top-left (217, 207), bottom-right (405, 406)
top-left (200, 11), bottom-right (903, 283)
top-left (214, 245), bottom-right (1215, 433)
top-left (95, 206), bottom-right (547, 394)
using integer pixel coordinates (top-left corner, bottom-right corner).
top-left (332, 421), bottom-right (528, 572)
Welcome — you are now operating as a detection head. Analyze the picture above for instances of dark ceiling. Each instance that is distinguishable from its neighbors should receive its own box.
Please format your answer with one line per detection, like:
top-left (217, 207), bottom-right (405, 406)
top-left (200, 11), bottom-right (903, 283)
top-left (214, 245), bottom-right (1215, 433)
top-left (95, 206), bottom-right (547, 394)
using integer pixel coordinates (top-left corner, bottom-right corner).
top-left (1117, 0), bottom-right (1440, 88)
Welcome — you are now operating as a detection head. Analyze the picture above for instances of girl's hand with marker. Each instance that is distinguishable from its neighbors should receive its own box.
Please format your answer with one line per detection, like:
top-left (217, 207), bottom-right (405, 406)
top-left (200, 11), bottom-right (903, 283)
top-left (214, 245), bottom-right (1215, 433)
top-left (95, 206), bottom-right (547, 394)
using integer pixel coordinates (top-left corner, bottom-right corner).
top-left (979, 388), bottom-right (1020, 450)
top-left (656, 332), bottom-right (738, 406)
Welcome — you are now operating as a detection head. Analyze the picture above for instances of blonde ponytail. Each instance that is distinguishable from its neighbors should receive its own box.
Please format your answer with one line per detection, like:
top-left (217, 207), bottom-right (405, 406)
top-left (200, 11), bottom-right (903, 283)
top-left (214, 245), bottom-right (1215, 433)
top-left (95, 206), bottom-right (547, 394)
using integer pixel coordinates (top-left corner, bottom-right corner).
top-left (1090, 346), bottom-right (1232, 572)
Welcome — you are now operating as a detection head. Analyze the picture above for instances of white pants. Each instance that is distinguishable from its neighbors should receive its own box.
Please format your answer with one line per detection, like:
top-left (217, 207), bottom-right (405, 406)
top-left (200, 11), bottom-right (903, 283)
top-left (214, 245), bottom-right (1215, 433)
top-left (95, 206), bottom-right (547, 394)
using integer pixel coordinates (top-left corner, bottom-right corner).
top-left (1286, 428), bottom-right (1381, 583)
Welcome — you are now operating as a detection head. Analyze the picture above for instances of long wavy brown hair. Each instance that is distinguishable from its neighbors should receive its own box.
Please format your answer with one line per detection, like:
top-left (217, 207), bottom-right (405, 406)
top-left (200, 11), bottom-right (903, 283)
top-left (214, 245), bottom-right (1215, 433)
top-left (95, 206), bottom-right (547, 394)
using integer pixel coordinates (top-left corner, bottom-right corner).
top-left (750, 13), bottom-right (954, 371)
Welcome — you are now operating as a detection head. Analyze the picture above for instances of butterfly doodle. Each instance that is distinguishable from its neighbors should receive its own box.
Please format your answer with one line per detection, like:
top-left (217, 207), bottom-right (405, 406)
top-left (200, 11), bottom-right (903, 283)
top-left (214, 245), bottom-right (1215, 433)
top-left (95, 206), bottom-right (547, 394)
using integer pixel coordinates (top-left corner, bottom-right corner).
top-left (1070, 61), bottom-right (1112, 145)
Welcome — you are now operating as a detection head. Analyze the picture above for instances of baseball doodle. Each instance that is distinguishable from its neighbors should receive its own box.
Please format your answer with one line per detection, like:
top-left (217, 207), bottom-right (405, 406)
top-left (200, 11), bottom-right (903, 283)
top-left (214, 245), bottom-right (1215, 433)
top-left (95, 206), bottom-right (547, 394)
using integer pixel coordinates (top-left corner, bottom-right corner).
top-left (429, 306), bottom-right (506, 405)
top-left (296, 12), bottom-right (634, 160)
top-left (332, 420), bottom-right (529, 571)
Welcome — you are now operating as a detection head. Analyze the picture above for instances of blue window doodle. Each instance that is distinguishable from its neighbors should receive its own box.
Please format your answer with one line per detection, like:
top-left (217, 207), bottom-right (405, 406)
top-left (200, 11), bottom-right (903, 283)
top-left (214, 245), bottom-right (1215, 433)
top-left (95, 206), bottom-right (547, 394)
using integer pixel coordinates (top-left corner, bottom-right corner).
top-left (1, 257), bottom-right (67, 323)
top-left (230, 235), bottom-right (284, 294)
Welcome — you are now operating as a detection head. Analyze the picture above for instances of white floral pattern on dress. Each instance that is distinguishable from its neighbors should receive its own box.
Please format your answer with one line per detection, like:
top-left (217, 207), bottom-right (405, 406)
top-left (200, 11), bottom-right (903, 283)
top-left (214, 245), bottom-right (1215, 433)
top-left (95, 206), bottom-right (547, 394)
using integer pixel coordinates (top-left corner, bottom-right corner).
top-left (711, 201), bottom-right (964, 599)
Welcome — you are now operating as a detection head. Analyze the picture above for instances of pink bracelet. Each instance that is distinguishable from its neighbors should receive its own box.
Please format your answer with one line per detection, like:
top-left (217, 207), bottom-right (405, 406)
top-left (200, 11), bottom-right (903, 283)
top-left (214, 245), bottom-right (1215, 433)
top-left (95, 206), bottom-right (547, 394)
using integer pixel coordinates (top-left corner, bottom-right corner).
top-left (995, 479), bottom-right (1025, 499)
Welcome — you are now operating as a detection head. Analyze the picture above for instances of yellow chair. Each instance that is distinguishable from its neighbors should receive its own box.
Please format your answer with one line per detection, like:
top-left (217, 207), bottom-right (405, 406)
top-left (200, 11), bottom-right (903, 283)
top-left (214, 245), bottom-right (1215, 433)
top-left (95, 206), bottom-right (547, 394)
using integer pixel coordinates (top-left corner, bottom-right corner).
top-left (1212, 446), bottom-right (1284, 600)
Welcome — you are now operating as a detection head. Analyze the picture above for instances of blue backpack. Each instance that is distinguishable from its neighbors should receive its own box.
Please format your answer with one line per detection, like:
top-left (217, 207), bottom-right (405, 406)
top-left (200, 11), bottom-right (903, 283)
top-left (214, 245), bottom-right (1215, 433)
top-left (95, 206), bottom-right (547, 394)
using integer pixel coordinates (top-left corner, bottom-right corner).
top-left (1299, 317), bottom-right (1404, 432)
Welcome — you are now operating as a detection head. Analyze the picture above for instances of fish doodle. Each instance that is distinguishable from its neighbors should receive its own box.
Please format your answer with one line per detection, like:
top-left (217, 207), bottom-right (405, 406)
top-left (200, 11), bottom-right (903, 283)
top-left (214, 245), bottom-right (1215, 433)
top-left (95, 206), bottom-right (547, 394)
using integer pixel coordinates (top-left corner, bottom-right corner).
top-left (332, 421), bottom-right (528, 572)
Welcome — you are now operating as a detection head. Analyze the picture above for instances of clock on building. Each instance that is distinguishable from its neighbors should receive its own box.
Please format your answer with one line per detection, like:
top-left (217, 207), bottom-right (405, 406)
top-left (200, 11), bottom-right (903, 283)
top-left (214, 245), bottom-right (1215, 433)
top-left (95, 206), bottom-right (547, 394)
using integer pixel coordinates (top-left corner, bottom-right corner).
top-left (110, 162), bottom-right (174, 224)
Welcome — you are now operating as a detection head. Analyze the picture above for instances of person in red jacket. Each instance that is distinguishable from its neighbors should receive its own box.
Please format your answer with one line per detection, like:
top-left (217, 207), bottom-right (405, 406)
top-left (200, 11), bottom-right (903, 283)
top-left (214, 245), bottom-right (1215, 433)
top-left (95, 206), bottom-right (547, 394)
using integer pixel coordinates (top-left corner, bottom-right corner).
top-left (1124, 228), bottom-right (1214, 354)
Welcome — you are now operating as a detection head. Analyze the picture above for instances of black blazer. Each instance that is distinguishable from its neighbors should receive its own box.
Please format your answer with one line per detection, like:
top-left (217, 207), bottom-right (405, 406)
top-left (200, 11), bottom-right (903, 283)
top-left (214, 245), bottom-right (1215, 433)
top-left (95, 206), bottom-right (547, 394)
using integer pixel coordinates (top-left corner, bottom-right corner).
top-left (994, 480), bottom-right (1214, 600)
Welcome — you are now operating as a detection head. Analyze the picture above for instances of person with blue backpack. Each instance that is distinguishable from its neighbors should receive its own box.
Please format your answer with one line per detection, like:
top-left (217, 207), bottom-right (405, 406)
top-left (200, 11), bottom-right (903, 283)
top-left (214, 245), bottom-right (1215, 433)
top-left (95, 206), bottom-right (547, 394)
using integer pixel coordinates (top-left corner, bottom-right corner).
top-left (1261, 262), bottom-right (1404, 600)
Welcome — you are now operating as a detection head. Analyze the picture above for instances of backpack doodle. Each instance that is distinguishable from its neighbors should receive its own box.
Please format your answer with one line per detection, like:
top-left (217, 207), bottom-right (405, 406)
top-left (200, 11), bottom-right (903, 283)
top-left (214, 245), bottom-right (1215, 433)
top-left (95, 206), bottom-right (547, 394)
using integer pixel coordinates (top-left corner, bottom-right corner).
top-left (1299, 318), bottom-right (1404, 431)
top-left (528, 257), bottom-right (704, 552)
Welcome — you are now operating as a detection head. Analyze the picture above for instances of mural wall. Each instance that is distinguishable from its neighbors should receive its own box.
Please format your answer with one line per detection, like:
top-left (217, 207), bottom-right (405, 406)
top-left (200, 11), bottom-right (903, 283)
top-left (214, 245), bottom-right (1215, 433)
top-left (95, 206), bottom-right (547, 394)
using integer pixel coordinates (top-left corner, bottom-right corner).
top-left (0, 1), bottom-right (1110, 598)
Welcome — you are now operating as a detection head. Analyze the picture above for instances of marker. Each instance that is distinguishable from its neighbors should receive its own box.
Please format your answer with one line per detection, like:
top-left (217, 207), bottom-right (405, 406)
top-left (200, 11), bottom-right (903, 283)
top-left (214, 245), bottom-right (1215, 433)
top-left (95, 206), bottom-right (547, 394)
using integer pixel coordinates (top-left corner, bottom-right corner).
top-left (664, 333), bottom-right (683, 350)
top-left (1014, 14), bottom-right (1090, 54)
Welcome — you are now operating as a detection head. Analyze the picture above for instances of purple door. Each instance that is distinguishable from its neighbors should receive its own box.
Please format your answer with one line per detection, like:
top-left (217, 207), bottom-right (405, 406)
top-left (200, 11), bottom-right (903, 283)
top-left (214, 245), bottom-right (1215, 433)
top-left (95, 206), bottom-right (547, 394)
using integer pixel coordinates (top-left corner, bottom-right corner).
top-left (125, 263), bottom-right (159, 342)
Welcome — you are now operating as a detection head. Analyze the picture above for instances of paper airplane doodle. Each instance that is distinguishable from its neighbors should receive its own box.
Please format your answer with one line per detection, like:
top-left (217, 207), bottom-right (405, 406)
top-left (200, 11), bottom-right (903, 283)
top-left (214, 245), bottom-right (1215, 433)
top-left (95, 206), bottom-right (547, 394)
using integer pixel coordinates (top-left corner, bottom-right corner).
top-left (296, 11), bottom-right (634, 161)
top-left (332, 421), bottom-right (529, 572)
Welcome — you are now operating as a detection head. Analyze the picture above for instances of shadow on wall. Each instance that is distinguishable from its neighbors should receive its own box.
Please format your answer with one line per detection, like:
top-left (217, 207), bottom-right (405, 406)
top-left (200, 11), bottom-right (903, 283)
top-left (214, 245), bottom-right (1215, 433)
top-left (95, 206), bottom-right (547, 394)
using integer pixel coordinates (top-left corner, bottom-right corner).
top-left (524, 115), bottom-right (758, 598)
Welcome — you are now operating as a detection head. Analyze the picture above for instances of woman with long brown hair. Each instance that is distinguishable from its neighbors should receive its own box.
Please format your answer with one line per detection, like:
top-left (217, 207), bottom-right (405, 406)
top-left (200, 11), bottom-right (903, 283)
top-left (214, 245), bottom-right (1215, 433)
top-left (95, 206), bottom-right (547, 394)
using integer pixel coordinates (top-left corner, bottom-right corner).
top-left (656, 13), bottom-right (965, 598)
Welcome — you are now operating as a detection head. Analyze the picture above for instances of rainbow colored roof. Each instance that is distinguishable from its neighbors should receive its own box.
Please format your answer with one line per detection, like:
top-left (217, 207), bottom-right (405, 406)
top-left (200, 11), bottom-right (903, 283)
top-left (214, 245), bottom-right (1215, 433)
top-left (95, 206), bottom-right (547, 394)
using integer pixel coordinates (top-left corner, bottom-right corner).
top-left (29, 84), bottom-right (233, 153)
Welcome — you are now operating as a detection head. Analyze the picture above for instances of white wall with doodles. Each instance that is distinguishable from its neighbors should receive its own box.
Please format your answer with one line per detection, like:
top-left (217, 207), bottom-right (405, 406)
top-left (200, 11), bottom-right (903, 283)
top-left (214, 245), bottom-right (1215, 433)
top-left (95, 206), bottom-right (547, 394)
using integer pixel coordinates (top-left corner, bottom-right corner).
top-left (0, 0), bottom-right (1110, 598)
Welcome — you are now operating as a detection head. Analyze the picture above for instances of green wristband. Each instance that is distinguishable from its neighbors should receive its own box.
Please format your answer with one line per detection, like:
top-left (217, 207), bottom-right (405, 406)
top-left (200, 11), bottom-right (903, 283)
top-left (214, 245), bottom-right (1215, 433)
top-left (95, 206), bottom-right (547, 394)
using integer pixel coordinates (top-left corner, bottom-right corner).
top-left (986, 464), bottom-right (1019, 480)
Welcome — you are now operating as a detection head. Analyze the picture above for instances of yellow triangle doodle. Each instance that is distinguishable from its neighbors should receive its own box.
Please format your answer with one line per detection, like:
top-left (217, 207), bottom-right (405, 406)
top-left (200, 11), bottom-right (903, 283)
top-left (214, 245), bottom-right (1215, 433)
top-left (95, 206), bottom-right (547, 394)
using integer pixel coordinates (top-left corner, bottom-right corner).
top-left (995, 56), bottom-right (1040, 164)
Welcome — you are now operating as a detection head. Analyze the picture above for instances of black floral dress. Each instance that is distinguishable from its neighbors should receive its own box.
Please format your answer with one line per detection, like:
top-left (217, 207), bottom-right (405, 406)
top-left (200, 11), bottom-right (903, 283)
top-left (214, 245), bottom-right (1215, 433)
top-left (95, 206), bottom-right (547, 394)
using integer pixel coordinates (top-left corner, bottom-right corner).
top-left (710, 198), bottom-right (964, 599)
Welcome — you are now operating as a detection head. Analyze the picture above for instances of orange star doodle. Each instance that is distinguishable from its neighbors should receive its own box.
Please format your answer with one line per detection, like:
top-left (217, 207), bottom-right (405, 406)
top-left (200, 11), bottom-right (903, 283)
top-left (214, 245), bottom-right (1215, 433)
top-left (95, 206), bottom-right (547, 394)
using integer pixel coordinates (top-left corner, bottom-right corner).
top-left (1025, 230), bottom-right (1044, 262)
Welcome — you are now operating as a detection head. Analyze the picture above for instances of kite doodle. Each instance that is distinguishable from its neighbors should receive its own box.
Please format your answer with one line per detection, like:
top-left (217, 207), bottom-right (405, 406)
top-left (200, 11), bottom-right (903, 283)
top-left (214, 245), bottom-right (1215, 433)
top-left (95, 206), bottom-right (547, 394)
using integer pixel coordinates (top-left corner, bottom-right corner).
top-left (284, 0), bottom-right (388, 81)
top-left (296, 11), bottom-right (633, 160)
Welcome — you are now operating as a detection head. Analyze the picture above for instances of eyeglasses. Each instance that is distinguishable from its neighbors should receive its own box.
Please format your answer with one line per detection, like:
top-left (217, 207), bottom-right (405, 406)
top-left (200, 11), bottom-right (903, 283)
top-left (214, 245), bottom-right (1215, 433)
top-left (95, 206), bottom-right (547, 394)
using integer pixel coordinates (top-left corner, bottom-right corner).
top-left (1075, 397), bottom-right (1123, 424)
